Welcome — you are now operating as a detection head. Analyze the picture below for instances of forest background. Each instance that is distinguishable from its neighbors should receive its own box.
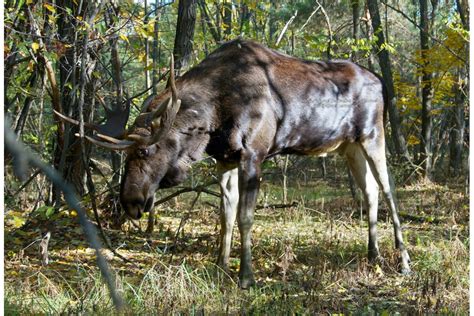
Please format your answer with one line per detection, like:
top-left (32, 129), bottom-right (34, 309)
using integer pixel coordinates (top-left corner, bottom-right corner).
top-left (4, 0), bottom-right (469, 313)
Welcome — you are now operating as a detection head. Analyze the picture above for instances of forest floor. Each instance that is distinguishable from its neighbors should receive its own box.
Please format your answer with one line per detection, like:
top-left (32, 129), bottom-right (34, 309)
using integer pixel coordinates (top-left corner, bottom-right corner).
top-left (4, 171), bottom-right (469, 314)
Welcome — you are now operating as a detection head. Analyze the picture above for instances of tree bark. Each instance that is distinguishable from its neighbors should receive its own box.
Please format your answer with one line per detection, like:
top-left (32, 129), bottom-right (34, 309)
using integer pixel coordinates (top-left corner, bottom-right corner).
top-left (144, 0), bottom-right (151, 92)
top-left (173, 0), bottom-right (197, 72)
top-left (418, 0), bottom-right (434, 179)
top-left (449, 71), bottom-right (466, 175)
top-left (363, 4), bottom-right (375, 72)
top-left (268, 0), bottom-right (278, 43)
top-left (449, 0), bottom-right (469, 175)
top-left (351, 0), bottom-right (360, 61)
top-left (152, 0), bottom-right (162, 94)
top-left (53, 0), bottom-right (100, 201)
top-left (13, 67), bottom-right (38, 138)
top-left (223, 0), bottom-right (232, 38)
top-left (367, 0), bottom-right (409, 160)
top-left (106, 4), bottom-right (126, 188)
top-left (198, 0), bottom-right (221, 43)
top-left (239, 2), bottom-right (250, 36)
top-left (455, 0), bottom-right (469, 30)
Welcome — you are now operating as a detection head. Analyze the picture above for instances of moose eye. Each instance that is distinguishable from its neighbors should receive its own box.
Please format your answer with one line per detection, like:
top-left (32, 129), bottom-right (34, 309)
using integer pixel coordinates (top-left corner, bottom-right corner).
top-left (137, 148), bottom-right (149, 158)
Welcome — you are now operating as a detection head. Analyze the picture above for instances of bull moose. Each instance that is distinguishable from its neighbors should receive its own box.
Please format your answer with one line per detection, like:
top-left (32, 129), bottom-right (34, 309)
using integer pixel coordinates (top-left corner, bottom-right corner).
top-left (56, 39), bottom-right (411, 288)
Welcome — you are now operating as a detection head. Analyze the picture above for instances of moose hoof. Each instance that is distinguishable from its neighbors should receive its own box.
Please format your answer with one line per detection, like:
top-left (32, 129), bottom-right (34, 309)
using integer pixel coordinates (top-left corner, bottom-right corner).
top-left (368, 250), bottom-right (382, 264)
top-left (400, 267), bottom-right (412, 275)
top-left (239, 274), bottom-right (256, 289)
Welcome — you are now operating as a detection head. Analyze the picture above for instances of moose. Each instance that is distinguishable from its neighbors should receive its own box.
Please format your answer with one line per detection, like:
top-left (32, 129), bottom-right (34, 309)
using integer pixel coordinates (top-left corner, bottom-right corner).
top-left (56, 39), bottom-right (410, 288)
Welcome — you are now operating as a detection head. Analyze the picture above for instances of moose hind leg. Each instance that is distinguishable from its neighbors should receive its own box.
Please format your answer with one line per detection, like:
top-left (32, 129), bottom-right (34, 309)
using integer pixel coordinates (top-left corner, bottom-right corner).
top-left (345, 144), bottom-right (380, 261)
top-left (237, 157), bottom-right (262, 288)
top-left (217, 167), bottom-right (239, 269)
top-left (361, 139), bottom-right (411, 274)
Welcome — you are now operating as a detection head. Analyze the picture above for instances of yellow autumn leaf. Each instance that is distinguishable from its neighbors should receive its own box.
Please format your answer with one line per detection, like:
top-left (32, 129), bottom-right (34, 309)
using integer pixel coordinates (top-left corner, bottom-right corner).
top-left (12, 216), bottom-right (25, 228)
top-left (31, 42), bottom-right (40, 53)
top-left (138, 52), bottom-right (146, 63)
top-left (119, 33), bottom-right (129, 43)
top-left (27, 60), bottom-right (35, 72)
top-left (407, 135), bottom-right (420, 146)
top-left (43, 3), bottom-right (56, 13)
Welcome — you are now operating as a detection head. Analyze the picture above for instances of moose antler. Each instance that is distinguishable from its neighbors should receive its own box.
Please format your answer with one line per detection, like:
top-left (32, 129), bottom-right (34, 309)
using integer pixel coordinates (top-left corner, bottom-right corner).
top-left (53, 55), bottom-right (181, 150)
top-left (53, 108), bottom-right (136, 150)
top-left (125, 54), bottom-right (181, 145)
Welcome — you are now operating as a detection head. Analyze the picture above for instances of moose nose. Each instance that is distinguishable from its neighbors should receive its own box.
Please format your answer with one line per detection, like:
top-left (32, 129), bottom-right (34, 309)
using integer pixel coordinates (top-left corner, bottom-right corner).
top-left (122, 196), bottom-right (154, 220)
top-left (124, 201), bottom-right (144, 219)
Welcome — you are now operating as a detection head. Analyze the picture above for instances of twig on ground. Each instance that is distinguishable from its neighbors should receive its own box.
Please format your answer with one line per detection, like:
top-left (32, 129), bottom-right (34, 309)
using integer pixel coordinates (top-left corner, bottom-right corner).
top-left (168, 190), bottom-right (203, 264)
top-left (256, 201), bottom-right (299, 210)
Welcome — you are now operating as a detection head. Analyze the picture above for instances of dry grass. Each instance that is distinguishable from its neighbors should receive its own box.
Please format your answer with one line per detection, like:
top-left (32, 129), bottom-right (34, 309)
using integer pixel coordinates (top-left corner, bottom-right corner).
top-left (4, 171), bottom-right (469, 314)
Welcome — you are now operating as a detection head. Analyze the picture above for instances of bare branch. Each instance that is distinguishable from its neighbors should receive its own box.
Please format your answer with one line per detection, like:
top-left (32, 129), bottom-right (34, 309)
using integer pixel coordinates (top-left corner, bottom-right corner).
top-left (5, 122), bottom-right (124, 310)
top-left (276, 10), bottom-right (297, 46)
top-left (154, 181), bottom-right (220, 207)
top-left (315, 0), bottom-right (333, 59)
top-left (299, 5), bottom-right (321, 32)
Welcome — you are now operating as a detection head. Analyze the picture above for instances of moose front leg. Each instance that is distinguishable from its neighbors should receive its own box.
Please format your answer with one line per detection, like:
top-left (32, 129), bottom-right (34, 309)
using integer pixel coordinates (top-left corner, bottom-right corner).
top-left (237, 158), bottom-right (262, 289)
top-left (217, 167), bottom-right (239, 269)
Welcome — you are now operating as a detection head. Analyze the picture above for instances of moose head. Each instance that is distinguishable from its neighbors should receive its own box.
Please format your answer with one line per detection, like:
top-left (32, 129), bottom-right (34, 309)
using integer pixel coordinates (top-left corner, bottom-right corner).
top-left (55, 57), bottom-right (212, 219)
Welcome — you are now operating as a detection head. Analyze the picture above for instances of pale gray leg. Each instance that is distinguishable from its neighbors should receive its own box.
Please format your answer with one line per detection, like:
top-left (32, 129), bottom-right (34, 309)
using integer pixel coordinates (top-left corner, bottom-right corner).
top-left (362, 139), bottom-right (411, 273)
top-left (345, 144), bottom-right (381, 261)
top-left (217, 167), bottom-right (239, 269)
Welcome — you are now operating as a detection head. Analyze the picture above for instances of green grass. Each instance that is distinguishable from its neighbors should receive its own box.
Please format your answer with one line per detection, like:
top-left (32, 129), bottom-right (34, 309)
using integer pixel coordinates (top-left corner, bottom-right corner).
top-left (4, 175), bottom-right (469, 314)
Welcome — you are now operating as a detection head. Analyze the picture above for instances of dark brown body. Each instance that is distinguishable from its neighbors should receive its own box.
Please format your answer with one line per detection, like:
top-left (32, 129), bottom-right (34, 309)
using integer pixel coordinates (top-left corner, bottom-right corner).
top-left (118, 39), bottom-right (410, 288)
top-left (145, 39), bottom-right (381, 166)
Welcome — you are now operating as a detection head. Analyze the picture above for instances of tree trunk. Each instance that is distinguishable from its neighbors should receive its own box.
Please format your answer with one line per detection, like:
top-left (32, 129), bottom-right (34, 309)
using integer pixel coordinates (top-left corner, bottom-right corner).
top-left (13, 67), bottom-right (38, 138)
top-left (363, 5), bottom-right (375, 72)
top-left (239, 2), bottom-right (250, 36)
top-left (173, 0), bottom-right (197, 73)
top-left (367, 0), bottom-right (409, 160)
top-left (53, 0), bottom-right (99, 202)
top-left (455, 0), bottom-right (469, 30)
top-left (215, 0), bottom-right (222, 41)
top-left (223, 0), bottom-right (232, 38)
top-left (449, 71), bottom-right (466, 175)
top-left (198, 0), bottom-right (221, 43)
top-left (152, 0), bottom-right (162, 94)
top-left (106, 4), bottom-right (126, 188)
top-left (144, 0), bottom-right (151, 92)
top-left (351, 0), bottom-right (360, 61)
top-left (53, 0), bottom-right (82, 204)
top-left (449, 0), bottom-right (469, 175)
top-left (268, 0), bottom-right (278, 43)
top-left (419, 0), bottom-right (434, 179)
